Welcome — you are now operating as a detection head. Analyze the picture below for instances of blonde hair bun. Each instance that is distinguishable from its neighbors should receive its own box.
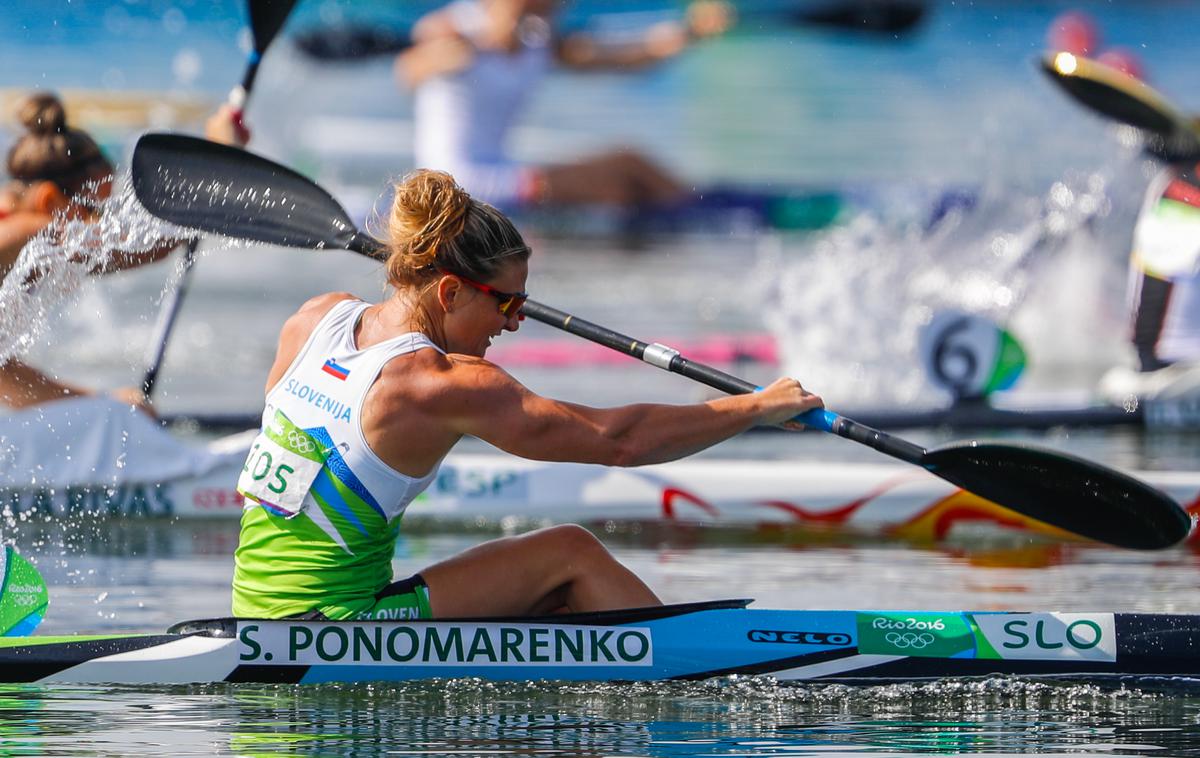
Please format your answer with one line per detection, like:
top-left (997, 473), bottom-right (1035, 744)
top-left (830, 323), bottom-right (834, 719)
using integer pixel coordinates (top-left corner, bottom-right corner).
top-left (388, 169), bottom-right (471, 272)
top-left (382, 168), bottom-right (530, 291)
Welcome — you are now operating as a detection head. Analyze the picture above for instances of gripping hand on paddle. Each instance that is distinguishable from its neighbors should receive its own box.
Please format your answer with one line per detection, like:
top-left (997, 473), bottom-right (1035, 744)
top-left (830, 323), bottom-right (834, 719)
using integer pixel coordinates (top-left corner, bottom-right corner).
top-left (644, 1), bottom-right (733, 59)
top-left (205, 104), bottom-right (251, 148)
top-left (756, 377), bottom-right (824, 430)
top-left (686, 0), bottom-right (735, 40)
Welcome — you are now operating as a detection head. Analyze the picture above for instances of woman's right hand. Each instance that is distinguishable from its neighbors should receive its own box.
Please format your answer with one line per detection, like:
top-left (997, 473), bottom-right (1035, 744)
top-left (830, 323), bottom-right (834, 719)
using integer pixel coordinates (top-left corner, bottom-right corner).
top-left (754, 377), bottom-right (823, 427)
top-left (686, 0), bottom-right (735, 40)
top-left (204, 104), bottom-right (251, 148)
top-left (110, 386), bottom-right (158, 419)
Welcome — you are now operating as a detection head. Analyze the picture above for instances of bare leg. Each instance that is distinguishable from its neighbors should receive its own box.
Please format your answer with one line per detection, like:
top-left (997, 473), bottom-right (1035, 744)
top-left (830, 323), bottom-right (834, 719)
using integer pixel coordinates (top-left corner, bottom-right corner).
top-left (540, 148), bottom-right (687, 207)
top-left (421, 524), bottom-right (661, 617)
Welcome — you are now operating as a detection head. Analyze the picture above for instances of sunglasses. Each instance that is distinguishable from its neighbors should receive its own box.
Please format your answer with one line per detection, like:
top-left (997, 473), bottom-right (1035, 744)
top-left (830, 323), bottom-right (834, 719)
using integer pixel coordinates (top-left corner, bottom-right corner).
top-left (442, 269), bottom-right (528, 318)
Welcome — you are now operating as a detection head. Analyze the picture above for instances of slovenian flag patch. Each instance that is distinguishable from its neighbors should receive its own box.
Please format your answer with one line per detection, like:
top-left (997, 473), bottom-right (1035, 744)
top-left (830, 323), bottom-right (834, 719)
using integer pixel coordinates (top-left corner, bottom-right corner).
top-left (322, 358), bottom-right (350, 380)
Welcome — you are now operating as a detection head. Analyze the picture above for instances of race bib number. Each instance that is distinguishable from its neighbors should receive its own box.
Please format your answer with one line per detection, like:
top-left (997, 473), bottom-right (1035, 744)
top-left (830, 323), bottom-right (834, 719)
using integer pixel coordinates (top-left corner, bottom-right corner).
top-left (237, 410), bottom-right (325, 517)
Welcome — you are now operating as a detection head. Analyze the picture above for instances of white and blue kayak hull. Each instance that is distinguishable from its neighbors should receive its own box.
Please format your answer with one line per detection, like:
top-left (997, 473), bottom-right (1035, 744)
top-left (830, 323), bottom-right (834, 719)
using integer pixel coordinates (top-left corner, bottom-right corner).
top-left (6, 600), bottom-right (1200, 686)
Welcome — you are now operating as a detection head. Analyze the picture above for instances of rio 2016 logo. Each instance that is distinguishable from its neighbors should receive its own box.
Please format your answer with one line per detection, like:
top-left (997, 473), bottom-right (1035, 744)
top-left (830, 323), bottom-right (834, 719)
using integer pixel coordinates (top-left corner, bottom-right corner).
top-left (872, 617), bottom-right (947, 631)
top-left (857, 612), bottom-right (974, 659)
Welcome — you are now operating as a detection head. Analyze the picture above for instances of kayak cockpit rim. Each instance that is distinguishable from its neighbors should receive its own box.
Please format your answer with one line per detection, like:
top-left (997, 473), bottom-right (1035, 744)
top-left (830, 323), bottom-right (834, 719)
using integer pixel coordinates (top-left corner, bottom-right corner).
top-left (167, 597), bottom-right (756, 636)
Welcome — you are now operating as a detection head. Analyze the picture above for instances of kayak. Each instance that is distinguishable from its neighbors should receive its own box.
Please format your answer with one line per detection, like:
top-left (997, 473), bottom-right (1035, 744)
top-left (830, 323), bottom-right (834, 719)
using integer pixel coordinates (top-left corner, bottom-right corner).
top-left (292, 2), bottom-right (928, 61)
top-left (4, 399), bottom-right (1200, 543)
top-left (304, 119), bottom-right (974, 237)
top-left (5, 599), bottom-right (1198, 686)
top-left (13, 450), bottom-right (1200, 543)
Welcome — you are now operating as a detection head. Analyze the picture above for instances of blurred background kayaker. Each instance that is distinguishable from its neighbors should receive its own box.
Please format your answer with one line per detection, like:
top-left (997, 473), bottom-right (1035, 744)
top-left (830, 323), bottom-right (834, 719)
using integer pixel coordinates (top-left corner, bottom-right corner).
top-left (0, 92), bottom-right (249, 414)
top-left (0, 92), bottom-right (170, 413)
top-left (1044, 12), bottom-right (1200, 401)
top-left (395, 0), bottom-right (731, 211)
top-left (1099, 160), bottom-right (1200, 402)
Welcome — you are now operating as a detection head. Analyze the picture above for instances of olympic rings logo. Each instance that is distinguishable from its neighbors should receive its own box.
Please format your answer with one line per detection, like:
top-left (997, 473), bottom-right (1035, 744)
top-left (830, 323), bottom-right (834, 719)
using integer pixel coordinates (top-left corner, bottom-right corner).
top-left (286, 431), bottom-right (316, 454)
top-left (884, 631), bottom-right (936, 649)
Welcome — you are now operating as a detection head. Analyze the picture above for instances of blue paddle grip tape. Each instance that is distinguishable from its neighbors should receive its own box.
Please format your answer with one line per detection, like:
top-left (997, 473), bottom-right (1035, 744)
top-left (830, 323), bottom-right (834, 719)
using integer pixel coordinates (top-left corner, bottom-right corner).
top-left (247, 50), bottom-right (261, 64)
top-left (796, 408), bottom-right (837, 432)
top-left (752, 387), bottom-right (837, 432)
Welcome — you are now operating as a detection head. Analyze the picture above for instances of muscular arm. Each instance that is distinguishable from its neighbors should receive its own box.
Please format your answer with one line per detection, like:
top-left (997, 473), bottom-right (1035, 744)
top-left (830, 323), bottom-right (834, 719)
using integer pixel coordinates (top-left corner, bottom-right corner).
top-left (395, 36), bottom-right (476, 89)
top-left (0, 214), bottom-right (49, 283)
top-left (0, 359), bottom-right (90, 408)
top-left (395, 7), bottom-right (476, 89)
top-left (555, 29), bottom-right (685, 71)
top-left (420, 358), bottom-right (815, 467)
top-left (1, 211), bottom-right (186, 285)
top-left (555, 1), bottom-right (731, 71)
top-left (94, 237), bottom-right (185, 275)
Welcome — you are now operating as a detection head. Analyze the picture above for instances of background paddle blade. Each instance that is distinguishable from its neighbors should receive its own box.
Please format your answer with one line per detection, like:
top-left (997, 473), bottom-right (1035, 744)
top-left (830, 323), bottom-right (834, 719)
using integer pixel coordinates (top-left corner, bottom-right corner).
top-left (0, 547), bottom-right (48, 636)
top-left (795, 0), bottom-right (926, 33)
top-left (293, 25), bottom-right (412, 61)
top-left (922, 443), bottom-right (1192, 549)
top-left (132, 133), bottom-right (370, 254)
top-left (1040, 53), bottom-right (1177, 135)
top-left (249, 0), bottom-right (299, 54)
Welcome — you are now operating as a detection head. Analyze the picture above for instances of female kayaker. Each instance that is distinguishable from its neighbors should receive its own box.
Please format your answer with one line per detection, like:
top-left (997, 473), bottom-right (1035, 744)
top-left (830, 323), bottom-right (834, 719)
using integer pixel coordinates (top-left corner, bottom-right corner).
top-left (0, 92), bottom-right (173, 412)
top-left (0, 92), bottom-right (248, 412)
top-left (233, 169), bottom-right (822, 620)
top-left (395, 0), bottom-right (731, 210)
top-left (1, 93), bottom-right (122, 280)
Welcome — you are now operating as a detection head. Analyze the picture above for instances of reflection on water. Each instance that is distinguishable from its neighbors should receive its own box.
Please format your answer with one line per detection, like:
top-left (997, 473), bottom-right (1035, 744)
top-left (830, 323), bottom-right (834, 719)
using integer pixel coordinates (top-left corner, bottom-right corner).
top-left (6, 520), bottom-right (1200, 638)
top-left (7, 514), bottom-right (1200, 755)
top-left (1, 677), bottom-right (1199, 757)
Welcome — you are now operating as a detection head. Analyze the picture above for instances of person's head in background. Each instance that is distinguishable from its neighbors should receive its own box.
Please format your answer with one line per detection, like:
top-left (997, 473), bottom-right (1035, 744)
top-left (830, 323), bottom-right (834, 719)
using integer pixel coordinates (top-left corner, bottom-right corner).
top-left (5, 92), bottom-right (114, 222)
top-left (1046, 9), bottom-right (1144, 80)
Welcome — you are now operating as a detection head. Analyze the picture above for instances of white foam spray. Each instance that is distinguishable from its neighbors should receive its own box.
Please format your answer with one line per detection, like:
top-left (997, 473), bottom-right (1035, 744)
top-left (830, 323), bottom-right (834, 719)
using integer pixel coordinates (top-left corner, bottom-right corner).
top-left (0, 178), bottom-right (186, 366)
top-left (752, 162), bottom-right (1153, 408)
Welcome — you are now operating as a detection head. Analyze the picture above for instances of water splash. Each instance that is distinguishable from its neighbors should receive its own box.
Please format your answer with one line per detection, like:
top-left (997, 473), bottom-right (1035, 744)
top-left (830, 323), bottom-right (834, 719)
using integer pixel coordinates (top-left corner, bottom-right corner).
top-left (0, 177), bottom-right (185, 366)
top-left (752, 165), bottom-right (1150, 408)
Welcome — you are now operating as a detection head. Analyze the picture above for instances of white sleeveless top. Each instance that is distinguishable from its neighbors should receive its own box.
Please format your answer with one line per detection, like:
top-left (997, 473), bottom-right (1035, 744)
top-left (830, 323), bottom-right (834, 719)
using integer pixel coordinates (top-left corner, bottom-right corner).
top-left (256, 298), bottom-right (445, 522)
top-left (413, 0), bottom-right (553, 200)
top-left (1129, 166), bottom-right (1200, 364)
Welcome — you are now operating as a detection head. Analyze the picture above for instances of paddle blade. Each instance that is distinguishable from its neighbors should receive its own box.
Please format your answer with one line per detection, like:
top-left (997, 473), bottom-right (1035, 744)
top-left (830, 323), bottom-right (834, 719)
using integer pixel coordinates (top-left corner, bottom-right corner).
top-left (0, 547), bottom-right (47, 636)
top-left (293, 24), bottom-right (413, 61)
top-left (132, 133), bottom-right (382, 258)
top-left (1040, 52), bottom-right (1179, 135)
top-left (249, 0), bottom-right (300, 54)
top-left (922, 443), bottom-right (1192, 550)
top-left (795, 1), bottom-right (926, 34)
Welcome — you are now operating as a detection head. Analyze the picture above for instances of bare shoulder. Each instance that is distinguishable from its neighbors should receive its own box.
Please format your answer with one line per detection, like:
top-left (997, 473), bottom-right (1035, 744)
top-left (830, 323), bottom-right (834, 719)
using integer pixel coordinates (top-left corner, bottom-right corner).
top-left (373, 350), bottom-right (525, 414)
top-left (265, 292), bottom-right (360, 391)
top-left (0, 213), bottom-right (51, 267)
top-left (282, 292), bottom-right (358, 334)
top-left (275, 292), bottom-right (358, 355)
top-left (443, 353), bottom-right (524, 394)
top-left (411, 8), bottom-right (464, 41)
